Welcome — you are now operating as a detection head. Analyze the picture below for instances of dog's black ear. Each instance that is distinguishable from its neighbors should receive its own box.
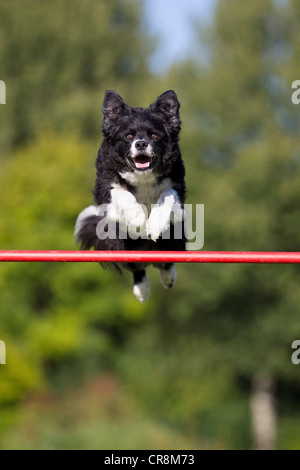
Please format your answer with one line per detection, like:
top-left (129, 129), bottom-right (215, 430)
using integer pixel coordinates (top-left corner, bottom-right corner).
top-left (102, 90), bottom-right (131, 135)
top-left (148, 90), bottom-right (181, 138)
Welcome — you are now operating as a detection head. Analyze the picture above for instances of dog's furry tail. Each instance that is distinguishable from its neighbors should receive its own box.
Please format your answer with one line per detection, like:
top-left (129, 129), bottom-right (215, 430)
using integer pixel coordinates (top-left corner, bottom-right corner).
top-left (74, 205), bottom-right (122, 273)
top-left (74, 205), bottom-right (100, 249)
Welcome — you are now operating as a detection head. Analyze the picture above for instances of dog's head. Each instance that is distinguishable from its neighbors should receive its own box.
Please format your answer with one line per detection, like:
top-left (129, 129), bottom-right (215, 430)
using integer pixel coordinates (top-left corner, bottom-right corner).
top-left (101, 90), bottom-right (181, 174)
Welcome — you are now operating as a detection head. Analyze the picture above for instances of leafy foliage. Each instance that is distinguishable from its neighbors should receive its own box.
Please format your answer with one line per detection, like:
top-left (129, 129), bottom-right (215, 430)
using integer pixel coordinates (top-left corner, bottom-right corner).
top-left (0, 0), bottom-right (153, 152)
top-left (1, 0), bottom-right (300, 450)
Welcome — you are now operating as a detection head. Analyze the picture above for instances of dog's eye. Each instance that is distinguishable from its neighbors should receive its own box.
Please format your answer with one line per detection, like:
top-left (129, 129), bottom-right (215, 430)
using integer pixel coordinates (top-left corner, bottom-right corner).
top-left (152, 134), bottom-right (158, 139)
top-left (126, 134), bottom-right (133, 140)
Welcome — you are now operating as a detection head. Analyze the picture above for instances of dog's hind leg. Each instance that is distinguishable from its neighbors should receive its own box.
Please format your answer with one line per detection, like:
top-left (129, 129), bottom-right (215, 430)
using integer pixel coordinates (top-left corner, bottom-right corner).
top-left (132, 269), bottom-right (151, 303)
top-left (153, 262), bottom-right (177, 289)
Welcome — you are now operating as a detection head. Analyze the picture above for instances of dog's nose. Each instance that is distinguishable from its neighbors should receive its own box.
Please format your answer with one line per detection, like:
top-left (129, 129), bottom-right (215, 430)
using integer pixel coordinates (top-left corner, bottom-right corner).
top-left (135, 140), bottom-right (148, 151)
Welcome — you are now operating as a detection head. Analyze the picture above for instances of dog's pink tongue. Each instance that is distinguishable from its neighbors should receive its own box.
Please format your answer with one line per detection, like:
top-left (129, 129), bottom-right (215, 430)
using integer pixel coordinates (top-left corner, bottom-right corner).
top-left (136, 161), bottom-right (150, 169)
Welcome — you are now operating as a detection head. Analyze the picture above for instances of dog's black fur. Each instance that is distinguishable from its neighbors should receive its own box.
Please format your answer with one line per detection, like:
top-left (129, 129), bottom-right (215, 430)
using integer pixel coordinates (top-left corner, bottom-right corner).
top-left (75, 90), bottom-right (186, 302)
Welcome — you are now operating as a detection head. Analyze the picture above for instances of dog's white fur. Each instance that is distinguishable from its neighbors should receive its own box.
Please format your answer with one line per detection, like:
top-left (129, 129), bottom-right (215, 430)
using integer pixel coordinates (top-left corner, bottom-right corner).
top-left (130, 139), bottom-right (154, 159)
top-left (146, 189), bottom-right (184, 241)
top-left (108, 178), bottom-right (184, 241)
top-left (74, 205), bottom-right (98, 242)
top-left (160, 264), bottom-right (177, 289)
top-left (133, 274), bottom-right (151, 302)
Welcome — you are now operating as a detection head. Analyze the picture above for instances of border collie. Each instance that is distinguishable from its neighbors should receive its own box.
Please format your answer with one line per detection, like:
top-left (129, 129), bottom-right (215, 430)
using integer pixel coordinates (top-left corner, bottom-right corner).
top-left (75, 90), bottom-right (186, 302)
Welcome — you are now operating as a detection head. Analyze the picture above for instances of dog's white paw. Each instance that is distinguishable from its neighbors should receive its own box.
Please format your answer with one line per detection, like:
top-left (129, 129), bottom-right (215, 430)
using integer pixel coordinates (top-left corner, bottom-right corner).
top-left (172, 203), bottom-right (185, 224)
top-left (106, 203), bottom-right (119, 223)
top-left (108, 202), bottom-right (147, 235)
top-left (126, 204), bottom-right (147, 233)
top-left (146, 206), bottom-right (171, 241)
top-left (160, 265), bottom-right (177, 289)
top-left (146, 201), bottom-right (185, 242)
top-left (133, 275), bottom-right (151, 302)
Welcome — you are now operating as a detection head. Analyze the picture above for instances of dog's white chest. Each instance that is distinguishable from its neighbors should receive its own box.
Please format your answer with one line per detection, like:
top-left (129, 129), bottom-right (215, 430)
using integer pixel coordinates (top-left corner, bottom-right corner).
top-left (119, 172), bottom-right (172, 210)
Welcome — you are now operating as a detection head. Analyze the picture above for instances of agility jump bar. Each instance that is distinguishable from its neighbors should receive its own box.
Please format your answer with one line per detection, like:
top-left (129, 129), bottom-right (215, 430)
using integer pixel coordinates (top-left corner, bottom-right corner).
top-left (0, 251), bottom-right (300, 263)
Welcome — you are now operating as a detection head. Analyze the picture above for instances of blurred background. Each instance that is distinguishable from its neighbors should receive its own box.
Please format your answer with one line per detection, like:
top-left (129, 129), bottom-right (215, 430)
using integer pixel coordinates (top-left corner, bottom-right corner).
top-left (0, 0), bottom-right (300, 450)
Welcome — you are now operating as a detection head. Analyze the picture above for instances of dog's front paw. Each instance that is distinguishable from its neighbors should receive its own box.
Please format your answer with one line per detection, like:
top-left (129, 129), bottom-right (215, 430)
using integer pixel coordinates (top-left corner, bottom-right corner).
top-left (172, 203), bottom-right (186, 224)
top-left (146, 206), bottom-right (171, 241)
top-left (126, 203), bottom-right (147, 236)
top-left (108, 203), bottom-right (147, 235)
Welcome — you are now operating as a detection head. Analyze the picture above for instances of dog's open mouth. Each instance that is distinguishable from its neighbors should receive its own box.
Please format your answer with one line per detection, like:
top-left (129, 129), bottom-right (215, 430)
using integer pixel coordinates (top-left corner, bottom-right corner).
top-left (133, 155), bottom-right (153, 170)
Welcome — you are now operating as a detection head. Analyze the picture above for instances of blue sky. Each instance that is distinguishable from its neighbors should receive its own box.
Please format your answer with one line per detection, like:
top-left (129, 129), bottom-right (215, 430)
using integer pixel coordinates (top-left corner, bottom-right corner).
top-left (141, 0), bottom-right (217, 73)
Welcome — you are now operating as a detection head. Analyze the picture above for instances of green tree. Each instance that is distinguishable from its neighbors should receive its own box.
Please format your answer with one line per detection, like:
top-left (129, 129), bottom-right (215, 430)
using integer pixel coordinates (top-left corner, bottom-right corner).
top-left (0, 0), bottom-right (153, 152)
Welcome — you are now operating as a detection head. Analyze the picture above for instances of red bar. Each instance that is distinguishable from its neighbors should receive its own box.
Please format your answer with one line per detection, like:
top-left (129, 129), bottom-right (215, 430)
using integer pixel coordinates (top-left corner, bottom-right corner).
top-left (0, 250), bottom-right (300, 263)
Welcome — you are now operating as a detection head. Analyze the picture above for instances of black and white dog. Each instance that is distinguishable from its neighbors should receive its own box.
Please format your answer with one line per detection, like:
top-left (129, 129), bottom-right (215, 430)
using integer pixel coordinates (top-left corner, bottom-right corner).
top-left (75, 90), bottom-right (186, 302)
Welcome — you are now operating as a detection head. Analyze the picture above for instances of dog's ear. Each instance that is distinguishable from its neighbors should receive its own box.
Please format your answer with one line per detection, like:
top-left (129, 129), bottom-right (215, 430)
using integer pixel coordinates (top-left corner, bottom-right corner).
top-left (102, 90), bottom-right (131, 135)
top-left (148, 90), bottom-right (181, 138)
